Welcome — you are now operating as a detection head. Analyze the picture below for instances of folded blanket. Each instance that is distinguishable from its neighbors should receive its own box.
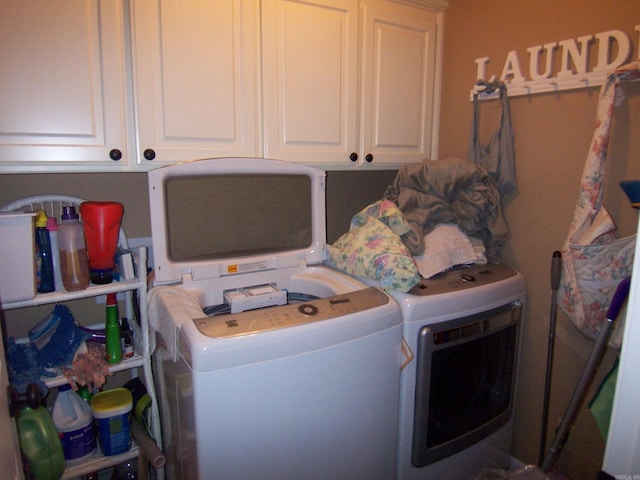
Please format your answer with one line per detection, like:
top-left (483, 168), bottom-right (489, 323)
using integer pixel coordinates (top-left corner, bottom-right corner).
top-left (384, 157), bottom-right (510, 262)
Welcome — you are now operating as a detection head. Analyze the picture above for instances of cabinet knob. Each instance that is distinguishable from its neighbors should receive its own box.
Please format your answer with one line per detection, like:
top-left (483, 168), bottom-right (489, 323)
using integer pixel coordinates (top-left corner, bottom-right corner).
top-left (349, 152), bottom-right (358, 162)
top-left (109, 149), bottom-right (122, 161)
top-left (365, 153), bottom-right (373, 163)
top-left (143, 149), bottom-right (156, 161)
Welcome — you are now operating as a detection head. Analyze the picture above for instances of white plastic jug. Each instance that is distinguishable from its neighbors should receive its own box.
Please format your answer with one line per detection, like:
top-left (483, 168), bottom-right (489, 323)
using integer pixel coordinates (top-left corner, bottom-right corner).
top-left (52, 383), bottom-right (97, 463)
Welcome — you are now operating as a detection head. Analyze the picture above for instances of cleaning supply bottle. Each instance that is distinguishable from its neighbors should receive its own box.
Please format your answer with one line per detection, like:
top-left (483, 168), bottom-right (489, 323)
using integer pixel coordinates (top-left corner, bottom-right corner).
top-left (46, 216), bottom-right (64, 292)
top-left (52, 383), bottom-right (97, 463)
top-left (105, 293), bottom-right (122, 364)
top-left (35, 210), bottom-right (55, 293)
top-left (77, 384), bottom-right (93, 403)
top-left (120, 317), bottom-right (134, 358)
top-left (57, 206), bottom-right (90, 291)
top-left (15, 383), bottom-right (65, 480)
top-left (80, 201), bottom-right (124, 284)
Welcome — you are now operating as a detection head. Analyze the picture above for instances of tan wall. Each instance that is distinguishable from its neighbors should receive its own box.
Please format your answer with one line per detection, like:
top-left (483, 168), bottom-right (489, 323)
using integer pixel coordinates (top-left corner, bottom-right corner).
top-left (439, 1), bottom-right (640, 477)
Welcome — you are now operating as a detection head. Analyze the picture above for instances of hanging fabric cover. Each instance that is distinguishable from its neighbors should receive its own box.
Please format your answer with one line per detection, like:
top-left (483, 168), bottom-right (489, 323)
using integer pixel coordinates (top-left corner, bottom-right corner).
top-left (558, 62), bottom-right (640, 347)
top-left (468, 82), bottom-right (518, 197)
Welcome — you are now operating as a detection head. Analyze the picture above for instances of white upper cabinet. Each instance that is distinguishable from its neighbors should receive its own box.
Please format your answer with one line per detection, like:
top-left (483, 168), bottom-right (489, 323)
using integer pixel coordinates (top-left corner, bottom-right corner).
top-left (0, 0), bottom-right (129, 171)
top-left (130, 0), bottom-right (261, 166)
top-left (360, 0), bottom-right (441, 166)
top-left (262, 0), bottom-right (446, 168)
top-left (0, 0), bottom-right (444, 172)
top-left (262, 0), bottom-right (359, 165)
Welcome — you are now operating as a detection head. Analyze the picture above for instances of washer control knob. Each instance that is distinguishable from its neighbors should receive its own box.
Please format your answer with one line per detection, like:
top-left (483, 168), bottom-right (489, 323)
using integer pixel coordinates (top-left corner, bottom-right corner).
top-left (298, 304), bottom-right (319, 316)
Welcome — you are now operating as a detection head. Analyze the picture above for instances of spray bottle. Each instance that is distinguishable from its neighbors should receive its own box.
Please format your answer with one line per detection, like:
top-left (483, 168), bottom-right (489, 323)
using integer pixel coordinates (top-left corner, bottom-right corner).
top-left (105, 293), bottom-right (122, 364)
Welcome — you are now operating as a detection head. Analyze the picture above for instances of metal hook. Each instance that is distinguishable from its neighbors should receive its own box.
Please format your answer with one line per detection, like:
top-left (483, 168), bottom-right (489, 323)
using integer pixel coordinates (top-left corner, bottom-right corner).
top-left (475, 78), bottom-right (507, 95)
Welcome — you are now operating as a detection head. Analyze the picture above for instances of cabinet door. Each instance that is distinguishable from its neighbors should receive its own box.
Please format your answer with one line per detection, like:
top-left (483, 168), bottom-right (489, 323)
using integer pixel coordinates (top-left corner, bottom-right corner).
top-left (131, 0), bottom-right (260, 165)
top-left (262, 0), bottom-right (359, 165)
top-left (359, 0), bottom-right (440, 166)
top-left (0, 0), bottom-right (129, 171)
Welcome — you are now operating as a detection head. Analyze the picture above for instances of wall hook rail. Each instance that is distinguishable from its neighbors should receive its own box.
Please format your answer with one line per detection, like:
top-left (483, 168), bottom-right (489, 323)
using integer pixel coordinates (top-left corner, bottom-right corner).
top-left (470, 71), bottom-right (614, 101)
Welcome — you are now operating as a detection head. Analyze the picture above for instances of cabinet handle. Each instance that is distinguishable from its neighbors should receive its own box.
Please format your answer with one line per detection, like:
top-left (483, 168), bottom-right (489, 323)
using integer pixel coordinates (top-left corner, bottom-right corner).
top-left (349, 152), bottom-right (358, 162)
top-left (365, 153), bottom-right (373, 163)
top-left (109, 149), bottom-right (122, 161)
top-left (143, 149), bottom-right (156, 161)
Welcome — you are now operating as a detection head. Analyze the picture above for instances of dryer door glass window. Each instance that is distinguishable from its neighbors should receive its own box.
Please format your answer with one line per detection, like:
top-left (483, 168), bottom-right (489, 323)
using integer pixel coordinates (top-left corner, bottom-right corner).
top-left (412, 301), bottom-right (522, 467)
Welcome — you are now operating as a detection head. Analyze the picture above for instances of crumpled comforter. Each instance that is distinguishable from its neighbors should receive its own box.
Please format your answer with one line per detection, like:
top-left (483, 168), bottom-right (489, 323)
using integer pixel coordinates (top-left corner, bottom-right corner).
top-left (383, 157), bottom-right (510, 262)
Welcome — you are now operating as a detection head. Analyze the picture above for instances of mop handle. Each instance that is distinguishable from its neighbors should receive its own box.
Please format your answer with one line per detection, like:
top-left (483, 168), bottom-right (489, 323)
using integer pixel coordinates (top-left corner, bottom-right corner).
top-left (541, 276), bottom-right (631, 472)
top-left (550, 251), bottom-right (562, 290)
top-left (539, 251), bottom-right (562, 465)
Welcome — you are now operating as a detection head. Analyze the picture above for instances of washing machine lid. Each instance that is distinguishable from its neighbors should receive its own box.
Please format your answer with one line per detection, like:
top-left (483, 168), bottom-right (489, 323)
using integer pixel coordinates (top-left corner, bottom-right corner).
top-left (148, 158), bottom-right (327, 285)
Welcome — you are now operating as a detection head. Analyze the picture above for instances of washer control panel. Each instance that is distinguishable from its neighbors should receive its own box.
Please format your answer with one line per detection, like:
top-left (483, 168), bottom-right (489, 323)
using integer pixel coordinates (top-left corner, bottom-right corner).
top-left (193, 287), bottom-right (389, 338)
top-left (408, 264), bottom-right (518, 296)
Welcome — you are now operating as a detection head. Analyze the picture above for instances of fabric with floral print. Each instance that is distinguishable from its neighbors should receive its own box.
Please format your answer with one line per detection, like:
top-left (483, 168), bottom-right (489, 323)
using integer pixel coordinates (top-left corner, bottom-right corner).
top-left (350, 199), bottom-right (412, 236)
top-left (559, 61), bottom-right (640, 346)
top-left (326, 213), bottom-right (419, 292)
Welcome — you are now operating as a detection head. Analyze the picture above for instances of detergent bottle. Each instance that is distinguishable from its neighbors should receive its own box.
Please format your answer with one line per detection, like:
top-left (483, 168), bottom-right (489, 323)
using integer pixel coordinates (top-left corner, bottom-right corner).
top-left (57, 206), bottom-right (90, 291)
top-left (34, 210), bottom-right (55, 293)
top-left (52, 383), bottom-right (97, 464)
top-left (79, 201), bottom-right (124, 284)
top-left (45, 216), bottom-right (64, 292)
top-left (15, 384), bottom-right (65, 480)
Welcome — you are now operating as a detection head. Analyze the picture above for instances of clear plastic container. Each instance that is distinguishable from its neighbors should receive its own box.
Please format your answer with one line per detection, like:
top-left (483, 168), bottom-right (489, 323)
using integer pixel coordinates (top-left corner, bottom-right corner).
top-left (57, 206), bottom-right (90, 291)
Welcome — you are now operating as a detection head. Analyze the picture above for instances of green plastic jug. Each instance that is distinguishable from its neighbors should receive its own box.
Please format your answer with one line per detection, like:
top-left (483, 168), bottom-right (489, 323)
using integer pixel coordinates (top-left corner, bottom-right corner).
top-left (15, 384), bottom-right (65, 480)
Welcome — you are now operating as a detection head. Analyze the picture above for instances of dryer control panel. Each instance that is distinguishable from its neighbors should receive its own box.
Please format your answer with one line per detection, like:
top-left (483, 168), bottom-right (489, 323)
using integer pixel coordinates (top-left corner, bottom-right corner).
top-left (408, 264), bottom-right (518, 296)
top-left (193, 287), bottom-right (389, 338)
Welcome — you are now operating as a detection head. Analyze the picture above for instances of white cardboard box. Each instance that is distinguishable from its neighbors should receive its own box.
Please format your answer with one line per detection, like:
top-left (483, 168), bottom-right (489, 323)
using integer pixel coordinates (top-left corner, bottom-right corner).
top-left (0, 212), bottom-right (36, 303)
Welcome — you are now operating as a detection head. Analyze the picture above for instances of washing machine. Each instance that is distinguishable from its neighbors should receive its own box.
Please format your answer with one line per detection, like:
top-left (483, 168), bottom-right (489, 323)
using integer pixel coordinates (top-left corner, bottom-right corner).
top-left (389, 264), bottom-right (526, 480)
top-left (147, 158), bottom-right (403, 480)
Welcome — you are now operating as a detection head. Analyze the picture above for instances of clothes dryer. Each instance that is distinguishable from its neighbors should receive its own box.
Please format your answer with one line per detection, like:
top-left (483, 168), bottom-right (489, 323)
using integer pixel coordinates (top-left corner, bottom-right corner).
top-left (147, 158), bottom-right (403, 480)
top-left (389, 264), bottom-right (526, 480)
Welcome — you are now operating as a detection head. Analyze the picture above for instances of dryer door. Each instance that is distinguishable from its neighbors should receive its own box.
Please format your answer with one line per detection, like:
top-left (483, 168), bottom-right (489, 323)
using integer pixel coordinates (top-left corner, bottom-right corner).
top-left (412, 301), bottom-right (522, 467)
